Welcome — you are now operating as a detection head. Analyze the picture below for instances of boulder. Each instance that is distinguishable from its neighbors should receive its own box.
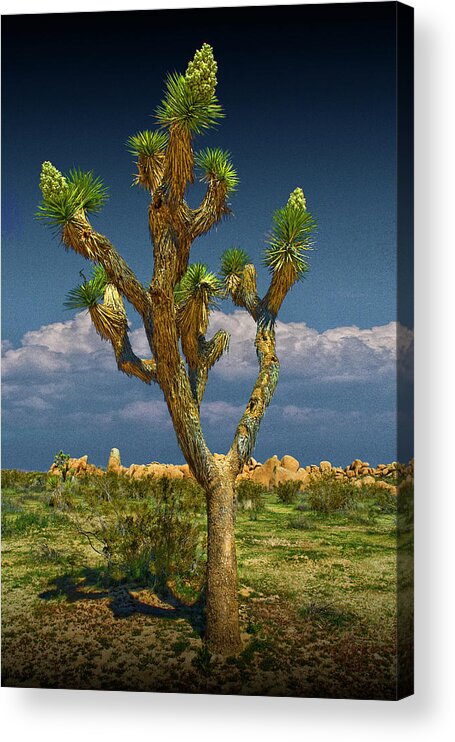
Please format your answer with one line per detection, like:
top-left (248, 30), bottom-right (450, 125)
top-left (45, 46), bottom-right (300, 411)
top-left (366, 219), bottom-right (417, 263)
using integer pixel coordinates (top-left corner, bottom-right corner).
top-left (319, 460), bottom-right (332, 473)
top-left (257, 455), bottom-right (281, 488)
top-left (49, 455), bottom-right (104, 477)
top-left (263, 455), bottom-right (280, 473)
top-left (146, 463), bottom-right (183, 479)
top-left (71, 455), bottom-right (88, 474)
top-left (250, 465), bottom-right (274, 489)
top-left (127, 464), bottom-right (147, 479)
top-left (294, 468), bottom-right (310, 490)
top-left (108, 447), bottom-right (122, 472)
top-left (275, 466), bottom-right (291, 486)
top-left (374, 480), bottom-right (395, 492)
top-left (177, 464), bottom-right (194, 479)
top-left (280, 455), bottom-right (300, 473)
top-left (164, 466), bottom-right (184, 480)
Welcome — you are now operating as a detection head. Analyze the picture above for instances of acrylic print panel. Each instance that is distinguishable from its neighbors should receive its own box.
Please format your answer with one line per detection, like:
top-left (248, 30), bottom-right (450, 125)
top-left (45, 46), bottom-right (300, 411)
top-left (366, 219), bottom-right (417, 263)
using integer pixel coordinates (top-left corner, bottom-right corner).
top-left (1, 2), bottom-right (414, 699)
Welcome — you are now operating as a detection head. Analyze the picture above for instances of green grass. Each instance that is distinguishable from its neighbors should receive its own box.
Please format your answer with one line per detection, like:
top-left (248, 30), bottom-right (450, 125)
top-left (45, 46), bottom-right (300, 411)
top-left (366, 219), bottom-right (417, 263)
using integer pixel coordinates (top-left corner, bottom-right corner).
top-left (1, 472), bottom-right (402, 699)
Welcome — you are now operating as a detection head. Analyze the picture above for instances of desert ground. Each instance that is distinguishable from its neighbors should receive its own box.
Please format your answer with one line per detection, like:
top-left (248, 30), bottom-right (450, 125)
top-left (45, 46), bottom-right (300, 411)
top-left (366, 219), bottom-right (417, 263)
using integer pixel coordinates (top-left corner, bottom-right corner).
top-left (1, 462), bottom-right (413, 699)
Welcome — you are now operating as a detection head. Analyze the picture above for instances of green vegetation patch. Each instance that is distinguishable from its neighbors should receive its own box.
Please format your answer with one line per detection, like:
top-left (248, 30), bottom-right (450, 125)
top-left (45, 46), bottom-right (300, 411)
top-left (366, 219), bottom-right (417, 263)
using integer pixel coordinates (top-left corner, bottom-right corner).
top-left (1, 469), bottom-right (398, 698)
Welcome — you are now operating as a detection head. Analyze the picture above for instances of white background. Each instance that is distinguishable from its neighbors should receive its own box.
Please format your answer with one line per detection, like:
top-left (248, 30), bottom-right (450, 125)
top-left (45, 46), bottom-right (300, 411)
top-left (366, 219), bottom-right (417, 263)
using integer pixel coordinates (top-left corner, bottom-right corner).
top-left (1, 0), bottom-right (454, 739)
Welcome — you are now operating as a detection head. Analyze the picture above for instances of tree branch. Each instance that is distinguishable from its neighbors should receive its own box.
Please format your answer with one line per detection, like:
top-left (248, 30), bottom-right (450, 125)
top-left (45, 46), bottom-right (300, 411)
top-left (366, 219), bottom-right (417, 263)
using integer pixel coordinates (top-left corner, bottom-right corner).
top-left (190, 180), bottom-right (230, 240)
top-left (262, 263), bottom-right (299, 320)
top-left (89, 284), bottom-right (157, 384)
top-left (227, 321), bottom-right (280, 471)
top-left (226, 263), bottom-right (259, 320)
top-left (148, 217), bottom-right (218, 489)
top-left (186, 330), bottom-right (230, 405)
top-left (163, 123), bottom-right (194, 206)
top-left (62, 212), bottom-right (150, 317)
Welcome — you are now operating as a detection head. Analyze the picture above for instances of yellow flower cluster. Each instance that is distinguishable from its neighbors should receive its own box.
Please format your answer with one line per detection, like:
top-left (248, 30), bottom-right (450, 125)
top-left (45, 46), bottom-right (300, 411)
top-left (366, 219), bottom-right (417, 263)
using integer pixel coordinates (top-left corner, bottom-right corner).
top-left (39, 161), bottom-right (67, 200)
top-left (288, 187), bottom-right (307, 211)
top-left (185, 43), bottom-right (218, 102)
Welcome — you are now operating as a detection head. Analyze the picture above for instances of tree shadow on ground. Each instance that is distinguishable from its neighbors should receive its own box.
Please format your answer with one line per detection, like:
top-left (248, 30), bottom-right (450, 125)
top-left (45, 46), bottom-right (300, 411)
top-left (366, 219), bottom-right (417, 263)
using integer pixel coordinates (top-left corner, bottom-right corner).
top-left (38, 568), bottom-right (206, 637)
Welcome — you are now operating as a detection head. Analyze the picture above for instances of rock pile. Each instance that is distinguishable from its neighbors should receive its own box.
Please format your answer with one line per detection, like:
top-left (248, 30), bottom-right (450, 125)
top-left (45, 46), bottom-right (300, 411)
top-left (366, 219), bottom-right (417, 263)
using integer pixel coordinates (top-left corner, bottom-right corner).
top-left (235, 455), bottom-right (413, 495)
top-left (48, 455), bottom-right (102, 477)
top-left (106, 447), bottom-right (192, 480)
top-left (48, 450), bottom-right (413, 495)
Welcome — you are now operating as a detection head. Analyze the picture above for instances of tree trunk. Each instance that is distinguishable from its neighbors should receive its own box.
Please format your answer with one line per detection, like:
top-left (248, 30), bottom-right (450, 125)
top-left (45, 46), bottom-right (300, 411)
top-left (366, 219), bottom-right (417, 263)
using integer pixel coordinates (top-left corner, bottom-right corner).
top-left (205, 477), bottom-right (242, 655)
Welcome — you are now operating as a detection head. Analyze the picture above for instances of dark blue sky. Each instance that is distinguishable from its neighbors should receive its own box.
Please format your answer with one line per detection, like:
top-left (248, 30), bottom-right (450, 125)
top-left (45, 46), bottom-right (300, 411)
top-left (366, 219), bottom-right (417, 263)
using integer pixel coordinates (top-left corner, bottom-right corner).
top-left (2, 4), bottom-right (407, 471)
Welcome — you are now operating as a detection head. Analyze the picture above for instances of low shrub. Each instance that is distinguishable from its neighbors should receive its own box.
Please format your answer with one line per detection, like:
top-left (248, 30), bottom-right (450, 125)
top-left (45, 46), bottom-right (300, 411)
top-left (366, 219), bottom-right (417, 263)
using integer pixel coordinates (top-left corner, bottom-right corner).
top-left (235, 480), bottom-right (266, 518)
top-left (32, 541), bottom-right (64, 563)
top-left (1, 469), bottom-right (47, 492)
top-left (274, 479), bottom-right (300, 505)
top-left (300, 601), bottom-right (356, 628)
top-left (364, 483), bottom-right (397, 514)
top-left (301, 473), bottom-right (397, 521)
top-left (287, 513), bottom-right (316, 530)
top-left (70, 475), bottom-right (206, 595)
top-left (2, 510), bottom-right (50, 538)
top-left (304, 474), bottom-right (356, 514)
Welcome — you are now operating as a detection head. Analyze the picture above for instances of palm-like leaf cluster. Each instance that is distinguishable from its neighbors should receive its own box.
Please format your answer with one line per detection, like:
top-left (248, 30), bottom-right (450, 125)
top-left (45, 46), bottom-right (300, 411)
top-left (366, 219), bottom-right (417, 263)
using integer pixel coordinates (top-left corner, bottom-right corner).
top-left (220, 247), bottom-right (249, 295)
top-left (174, 263), bottom-right (221, 309)
top-left (36, 164), bottom-right (108, 229)
top-left (126, 130), bottom-right (168, 157)
top-left (175, 263), bottom-right (223, 367)
top-left (195, 148), bottom-right (239, 193)
top-left (156, 72), bottom-right (223, 134)
top-left (63, 265), bottom-right (108, 310)
top-left (126, 130), bottom-right (167, 190)
top-left (220, 248), bottom-right (250, 280)
top-left (264, 196), bottom-right (316, 278)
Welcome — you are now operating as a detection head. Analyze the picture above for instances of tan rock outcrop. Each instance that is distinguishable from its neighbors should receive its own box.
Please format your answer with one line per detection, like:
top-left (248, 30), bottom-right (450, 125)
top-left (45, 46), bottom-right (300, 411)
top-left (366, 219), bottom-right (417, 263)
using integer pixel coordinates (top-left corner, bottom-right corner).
top-left (319, 460), bottom-right (332, 473)
top-left (250, 465), bottom-right (274, 489)
top-left (280, 455), bottom-right (300, 473)
top-left (108, 447), bottom-right (122, 473)
top-left (49, 449), bottom-right (413, 493)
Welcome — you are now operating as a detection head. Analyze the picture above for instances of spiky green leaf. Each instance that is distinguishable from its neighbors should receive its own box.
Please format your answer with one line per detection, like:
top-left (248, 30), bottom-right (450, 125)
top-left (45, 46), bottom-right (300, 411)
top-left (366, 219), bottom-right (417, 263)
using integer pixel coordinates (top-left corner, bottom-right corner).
top-left (174, 263), bottom-right (222, 308)
top-left (67, 168), bottom-right (109, 214)
top-left (264, 192), bottom-right (316, 278)
top-left (64, 265), bottom-right (108, 310)
top-left (156, 72), bottom-right (223, 134)
top-left (126, 130), bottom-right (168, 157)
top-left (220, 248), bottom-right (250, 280)
top-left (36, 163), bottom-right (108, 229)
top-left (195, 148), bottom-right (239, 193)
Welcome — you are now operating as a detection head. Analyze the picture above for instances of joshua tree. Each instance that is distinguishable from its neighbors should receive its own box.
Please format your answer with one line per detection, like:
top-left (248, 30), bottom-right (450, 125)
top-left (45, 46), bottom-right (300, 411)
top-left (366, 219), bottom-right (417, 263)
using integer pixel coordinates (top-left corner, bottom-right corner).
top-left (37, 44), bottom-right (316, 655)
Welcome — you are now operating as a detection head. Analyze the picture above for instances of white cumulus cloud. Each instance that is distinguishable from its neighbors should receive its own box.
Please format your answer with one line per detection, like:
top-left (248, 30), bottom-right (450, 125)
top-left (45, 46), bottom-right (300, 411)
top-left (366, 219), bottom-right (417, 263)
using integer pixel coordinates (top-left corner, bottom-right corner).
top-left (119, 399), bottom-right (171, 426)
top-left (207, 310), bottom-right (412, 383)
